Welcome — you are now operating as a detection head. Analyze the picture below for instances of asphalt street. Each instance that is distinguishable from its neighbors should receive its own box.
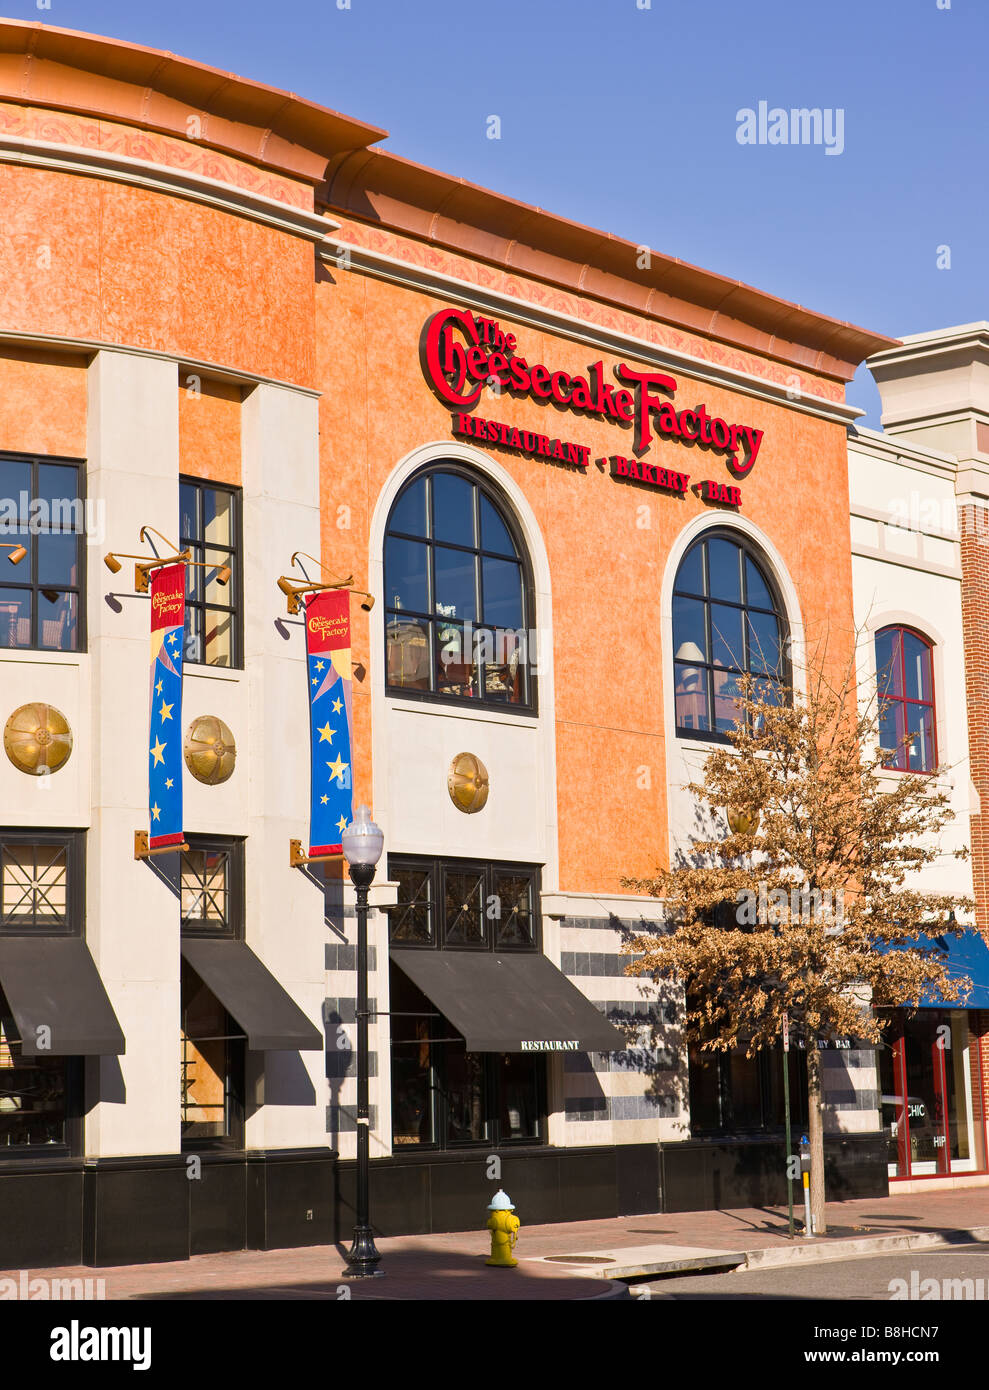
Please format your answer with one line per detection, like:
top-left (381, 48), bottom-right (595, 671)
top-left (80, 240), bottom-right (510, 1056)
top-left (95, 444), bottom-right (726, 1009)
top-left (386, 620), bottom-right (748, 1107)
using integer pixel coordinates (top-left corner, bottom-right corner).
top-left (632, 1242), bottom-right (989, 1299)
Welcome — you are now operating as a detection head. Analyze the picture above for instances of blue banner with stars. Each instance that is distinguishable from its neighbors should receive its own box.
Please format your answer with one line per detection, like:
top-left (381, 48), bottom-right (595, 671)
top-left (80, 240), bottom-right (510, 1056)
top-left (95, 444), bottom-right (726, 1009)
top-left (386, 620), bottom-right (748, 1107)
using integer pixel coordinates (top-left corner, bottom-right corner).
top-left (148, 563), bottom-right (185, 851)
top-left (305, 588), bottom-right (353, 856)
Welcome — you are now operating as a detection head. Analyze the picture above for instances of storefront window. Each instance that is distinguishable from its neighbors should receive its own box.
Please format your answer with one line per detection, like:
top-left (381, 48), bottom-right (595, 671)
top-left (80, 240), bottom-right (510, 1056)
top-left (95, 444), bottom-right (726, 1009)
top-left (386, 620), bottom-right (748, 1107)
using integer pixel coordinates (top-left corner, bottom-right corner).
top-left (688, 1041), bottom-right (809, 1135)
top-left (875, 626), bottom-right (936, 772)
top-left (388, 964), bottom-right (544, 1150)
top-left (879, 1010), bottom-right (986, 1178)
top-left (0, 832), bottom-right (88, 1155)
top-left (0, 992), bottom-right (74, 1151)
top-left (384, 465), bottom-right (535, 709)
top-left (673, 531), bottom-right (787, 741)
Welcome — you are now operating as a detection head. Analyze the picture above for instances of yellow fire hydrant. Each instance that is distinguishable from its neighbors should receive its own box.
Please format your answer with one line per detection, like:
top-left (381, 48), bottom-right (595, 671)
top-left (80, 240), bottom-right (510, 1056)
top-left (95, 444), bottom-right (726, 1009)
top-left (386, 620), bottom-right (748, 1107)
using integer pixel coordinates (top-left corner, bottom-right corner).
top-left (485, 1189), bottom-right (520, 1267)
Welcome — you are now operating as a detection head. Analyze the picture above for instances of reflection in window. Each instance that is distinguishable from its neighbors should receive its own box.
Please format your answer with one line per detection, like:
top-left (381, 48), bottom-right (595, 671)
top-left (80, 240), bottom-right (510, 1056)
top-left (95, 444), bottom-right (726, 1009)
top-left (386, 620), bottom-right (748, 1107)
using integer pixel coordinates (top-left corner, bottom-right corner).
top-left (875, 626), bottom-right (936, 773)
top-left (384, 467), bottom-right (534, 708)
top-left (0, 455), bottom-right (84, 652)
top-left (674, 532), bottom-right (787, 740)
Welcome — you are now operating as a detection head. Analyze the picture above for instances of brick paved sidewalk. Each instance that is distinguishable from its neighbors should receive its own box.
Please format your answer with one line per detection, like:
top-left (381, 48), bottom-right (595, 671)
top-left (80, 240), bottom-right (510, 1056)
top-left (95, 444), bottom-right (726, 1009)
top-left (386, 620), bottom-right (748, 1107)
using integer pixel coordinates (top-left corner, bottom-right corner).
top-left (20, 1186), bottom-right (989, 1300)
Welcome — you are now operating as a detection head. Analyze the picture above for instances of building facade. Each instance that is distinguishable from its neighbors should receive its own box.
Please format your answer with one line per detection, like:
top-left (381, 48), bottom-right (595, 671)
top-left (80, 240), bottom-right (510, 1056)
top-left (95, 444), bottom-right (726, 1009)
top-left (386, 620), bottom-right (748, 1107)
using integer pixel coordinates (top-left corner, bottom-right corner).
top-left (847, 327), bottom-right (989, 1192)
top-left (0, 20), bottom-right (941, 1269)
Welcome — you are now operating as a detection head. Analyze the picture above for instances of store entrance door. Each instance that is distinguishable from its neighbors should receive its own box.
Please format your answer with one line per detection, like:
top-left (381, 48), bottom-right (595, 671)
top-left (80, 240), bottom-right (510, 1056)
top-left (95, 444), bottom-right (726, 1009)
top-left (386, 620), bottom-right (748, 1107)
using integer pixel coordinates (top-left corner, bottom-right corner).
top-left (879, 1010), bottom-right (985, 1178)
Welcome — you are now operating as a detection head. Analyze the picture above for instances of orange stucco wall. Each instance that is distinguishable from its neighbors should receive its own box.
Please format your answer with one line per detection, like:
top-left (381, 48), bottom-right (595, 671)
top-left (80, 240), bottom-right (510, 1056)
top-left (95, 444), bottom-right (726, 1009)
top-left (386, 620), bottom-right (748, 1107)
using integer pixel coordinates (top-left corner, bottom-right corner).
top-left (0, 163), bottom-right (315, 387)
top-left (316, 264), bottom-right (856, 895)
top-left (0, 346), bottom-right (87, 457)
top-left (178, 377), bottom-right (242, 485)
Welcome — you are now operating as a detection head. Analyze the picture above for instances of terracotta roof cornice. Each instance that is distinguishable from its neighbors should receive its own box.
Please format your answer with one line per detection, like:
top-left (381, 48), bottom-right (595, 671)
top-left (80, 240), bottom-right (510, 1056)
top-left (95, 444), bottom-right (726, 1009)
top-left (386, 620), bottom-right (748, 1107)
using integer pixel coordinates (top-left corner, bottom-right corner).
top-left (0, 18), bottom-right (386, 182)
top-left (320, 147), bottom-right (898, 382)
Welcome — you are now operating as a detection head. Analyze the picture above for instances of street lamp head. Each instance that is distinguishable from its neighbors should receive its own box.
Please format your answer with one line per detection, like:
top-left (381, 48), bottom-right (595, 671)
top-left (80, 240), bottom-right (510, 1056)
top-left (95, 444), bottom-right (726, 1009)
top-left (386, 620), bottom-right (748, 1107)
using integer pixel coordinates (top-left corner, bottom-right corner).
top-left (341, 804), bottom-right (383, 869)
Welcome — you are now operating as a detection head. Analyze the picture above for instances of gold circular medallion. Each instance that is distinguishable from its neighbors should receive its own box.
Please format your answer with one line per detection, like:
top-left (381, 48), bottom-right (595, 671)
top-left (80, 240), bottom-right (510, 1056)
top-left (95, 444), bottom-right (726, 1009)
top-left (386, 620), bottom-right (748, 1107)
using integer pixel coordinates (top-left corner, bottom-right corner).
top-left (4, 702), bottom-right (73, 776)
top-left (184, 715), bottom-right (237, 786)
top-left (447, 752), bottom-right (489, 814)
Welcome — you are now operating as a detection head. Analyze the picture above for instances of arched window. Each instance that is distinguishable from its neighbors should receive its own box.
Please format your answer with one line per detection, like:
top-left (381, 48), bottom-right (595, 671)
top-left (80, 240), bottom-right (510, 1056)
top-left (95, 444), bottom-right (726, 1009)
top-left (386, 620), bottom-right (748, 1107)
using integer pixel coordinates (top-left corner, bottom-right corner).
top-left (672, 530), bottom-right (787, 740)
top-left (875, 626), bottom-right (937, 772)
top-left (383, 465), bottom-right (534, 709)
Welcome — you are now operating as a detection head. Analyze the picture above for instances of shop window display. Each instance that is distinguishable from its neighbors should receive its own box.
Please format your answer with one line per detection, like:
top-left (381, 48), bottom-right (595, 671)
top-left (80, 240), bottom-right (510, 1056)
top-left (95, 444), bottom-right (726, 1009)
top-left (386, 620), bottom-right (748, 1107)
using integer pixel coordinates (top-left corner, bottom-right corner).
top-left (879, 1010), bottom-right (987, 1178)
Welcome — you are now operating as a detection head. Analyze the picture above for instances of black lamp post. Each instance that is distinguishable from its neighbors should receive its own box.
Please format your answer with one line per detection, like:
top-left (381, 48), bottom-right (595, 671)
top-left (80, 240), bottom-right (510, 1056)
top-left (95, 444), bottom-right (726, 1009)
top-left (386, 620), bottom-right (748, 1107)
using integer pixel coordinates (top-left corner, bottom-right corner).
top-left (341, 803), bottom-right (385, 1279)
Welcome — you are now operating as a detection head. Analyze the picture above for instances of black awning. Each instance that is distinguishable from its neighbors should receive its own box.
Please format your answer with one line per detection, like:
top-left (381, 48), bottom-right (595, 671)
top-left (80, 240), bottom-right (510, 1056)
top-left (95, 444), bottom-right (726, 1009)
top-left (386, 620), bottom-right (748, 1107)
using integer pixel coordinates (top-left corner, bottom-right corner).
top-left (0, 935), bottom-right (125, 1056)
top-left (181, 938), bottom-right (323, 1051)
top-left (390, 948), bottom-right (626, 1053)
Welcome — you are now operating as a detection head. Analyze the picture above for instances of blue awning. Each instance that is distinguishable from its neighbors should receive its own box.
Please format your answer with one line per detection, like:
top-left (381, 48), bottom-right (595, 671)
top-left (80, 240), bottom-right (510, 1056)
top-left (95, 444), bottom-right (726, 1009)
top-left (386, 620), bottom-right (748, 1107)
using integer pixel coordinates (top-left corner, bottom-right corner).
top-left (879, 930), bottom-right (989, 1010)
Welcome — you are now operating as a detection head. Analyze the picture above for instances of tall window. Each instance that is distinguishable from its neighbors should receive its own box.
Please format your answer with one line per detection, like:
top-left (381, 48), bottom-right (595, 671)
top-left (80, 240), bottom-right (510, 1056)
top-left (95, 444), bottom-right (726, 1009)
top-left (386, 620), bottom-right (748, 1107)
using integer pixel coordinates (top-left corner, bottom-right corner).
top-left (673, 530), bottom-right (787, 740)
top-left (0, 832), bottom-right (84, 1153)
top-left (875, 626), bottom-right (936, 773)
top-left (179, 477), bottom-right (241, 668)
top-left (0, 454), bottom-right (84, 652)
top-left (388, 855), bottom-right (545, 1150)
top-left (384, 466), bottom-right (534, 709)
top-left (180, 837), bottom-right (244, 1146)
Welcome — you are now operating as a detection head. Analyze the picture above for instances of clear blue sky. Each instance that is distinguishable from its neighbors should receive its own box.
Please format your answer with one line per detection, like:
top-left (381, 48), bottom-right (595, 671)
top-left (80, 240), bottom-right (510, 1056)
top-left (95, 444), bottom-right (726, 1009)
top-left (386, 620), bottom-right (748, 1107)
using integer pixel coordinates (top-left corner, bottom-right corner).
top-left (18, 0), bottom-right (987, 423)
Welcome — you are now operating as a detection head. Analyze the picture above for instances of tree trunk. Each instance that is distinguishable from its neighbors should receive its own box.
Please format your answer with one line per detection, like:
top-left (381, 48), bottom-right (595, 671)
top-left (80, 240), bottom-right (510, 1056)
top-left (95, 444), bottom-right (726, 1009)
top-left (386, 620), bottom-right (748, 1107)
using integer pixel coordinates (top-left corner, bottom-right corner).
top-left (807, 1041), bottom-right (827, 1235)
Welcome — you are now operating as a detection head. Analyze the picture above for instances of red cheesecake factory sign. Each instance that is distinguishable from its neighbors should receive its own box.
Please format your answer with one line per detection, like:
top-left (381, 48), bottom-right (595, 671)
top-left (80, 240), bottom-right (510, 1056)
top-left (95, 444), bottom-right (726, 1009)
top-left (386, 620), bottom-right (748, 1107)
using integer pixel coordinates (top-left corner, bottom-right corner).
top-left (421, 306), bottom-right (764, 506)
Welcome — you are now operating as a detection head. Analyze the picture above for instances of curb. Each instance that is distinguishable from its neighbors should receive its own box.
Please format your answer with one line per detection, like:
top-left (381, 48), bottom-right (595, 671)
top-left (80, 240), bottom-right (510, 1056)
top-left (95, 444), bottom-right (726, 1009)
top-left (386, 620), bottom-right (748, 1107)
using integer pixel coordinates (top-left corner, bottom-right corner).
top-left (741, 1224), bottom-right (989, 1271)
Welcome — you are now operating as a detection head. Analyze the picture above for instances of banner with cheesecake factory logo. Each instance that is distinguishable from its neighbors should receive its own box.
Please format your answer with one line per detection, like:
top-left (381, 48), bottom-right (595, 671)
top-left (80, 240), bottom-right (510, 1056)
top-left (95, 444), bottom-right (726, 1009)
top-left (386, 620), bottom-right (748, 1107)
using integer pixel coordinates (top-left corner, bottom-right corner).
top-left (305, 588), bottom-right (354, 856)
top-left (148, 563), bottom-right (185, 851)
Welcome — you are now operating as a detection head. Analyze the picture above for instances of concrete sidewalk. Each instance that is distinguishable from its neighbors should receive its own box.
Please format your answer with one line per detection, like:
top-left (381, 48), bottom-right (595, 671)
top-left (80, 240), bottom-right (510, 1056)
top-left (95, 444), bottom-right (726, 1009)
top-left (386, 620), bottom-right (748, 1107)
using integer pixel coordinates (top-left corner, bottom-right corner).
top-left (20, 1187), bottom-right (989, 1300)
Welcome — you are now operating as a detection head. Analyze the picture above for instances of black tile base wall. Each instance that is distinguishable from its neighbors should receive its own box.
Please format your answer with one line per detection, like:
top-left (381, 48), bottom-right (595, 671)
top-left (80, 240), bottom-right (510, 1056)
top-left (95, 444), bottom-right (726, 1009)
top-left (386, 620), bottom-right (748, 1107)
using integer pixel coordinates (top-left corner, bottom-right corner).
top-left (0, 1135), bottom-right (888, 1268)
top-left (0, 1148), bottom-right (339, 1270)
top-left (335, 1143), bottom-right (660, 1237)
top-left (659, 1133), bottom-right (889, 1212)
